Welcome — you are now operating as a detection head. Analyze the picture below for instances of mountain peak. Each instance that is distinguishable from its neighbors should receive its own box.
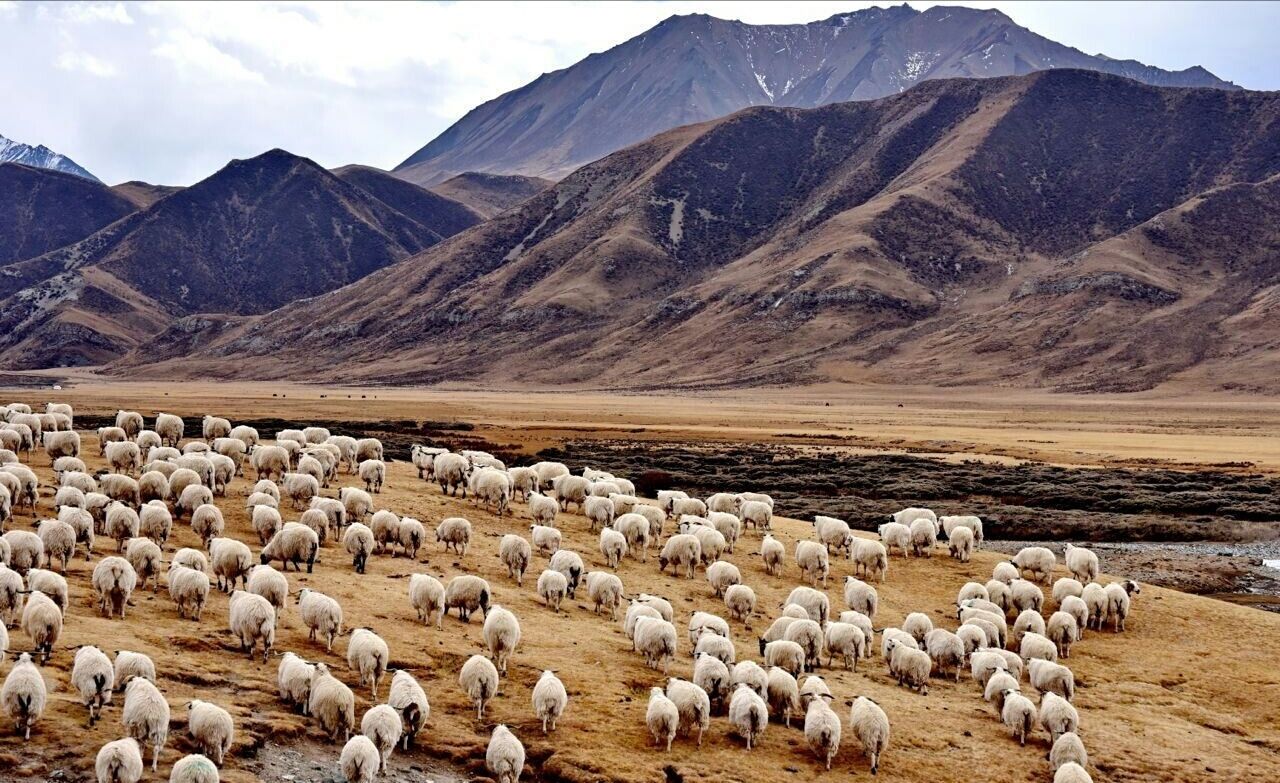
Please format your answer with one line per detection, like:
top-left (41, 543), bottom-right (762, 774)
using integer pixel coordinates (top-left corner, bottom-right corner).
top-left (0, 132), bottom-right (100, 183)
top-left (394, 4), bottom-right (1237, 186)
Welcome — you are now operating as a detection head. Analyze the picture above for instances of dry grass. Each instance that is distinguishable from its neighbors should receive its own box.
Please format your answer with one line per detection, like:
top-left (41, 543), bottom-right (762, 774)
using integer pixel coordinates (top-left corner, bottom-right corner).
top-left (0, 389), bottom-right (1277, 783)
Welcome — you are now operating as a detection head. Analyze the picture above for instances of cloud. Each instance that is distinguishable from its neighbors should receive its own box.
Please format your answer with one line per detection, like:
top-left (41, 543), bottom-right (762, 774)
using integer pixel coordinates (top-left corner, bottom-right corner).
top-left (55, 49), bottom-right (118, 77)
top-left (152, 29), bottom-right (266, 84)
top-left (59, 2), bottom-right (133, 25)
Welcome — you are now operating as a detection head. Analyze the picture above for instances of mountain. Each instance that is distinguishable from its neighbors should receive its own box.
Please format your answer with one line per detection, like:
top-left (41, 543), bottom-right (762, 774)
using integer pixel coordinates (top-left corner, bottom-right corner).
top-left (0, 163), bottom-right (136, 266)
top-left (110, 181), bottom-right (185, 209)
top-left (0, 149), bottom-right (481, 369)
top-left (0, 133), bottom-right (101, 183)
top-left (116, 70), bottom-right (1280, 394)
top-left (428, 173), bottom-right (554, 218)
top-left (394, 5), bottom-right (1238, 185)
top-left (332, 165), bottom-right (482, 237)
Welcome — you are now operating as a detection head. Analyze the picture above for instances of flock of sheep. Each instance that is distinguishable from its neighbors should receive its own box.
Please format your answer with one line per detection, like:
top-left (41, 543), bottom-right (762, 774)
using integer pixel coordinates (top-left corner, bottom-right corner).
top-left (0, 402), bottom-right (1140, 783)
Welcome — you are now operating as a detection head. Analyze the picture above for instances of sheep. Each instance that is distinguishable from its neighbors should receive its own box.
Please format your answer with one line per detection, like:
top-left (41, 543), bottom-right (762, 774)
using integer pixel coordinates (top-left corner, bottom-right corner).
top-left (549, 549), bottom-right (585, 598)
top-left (243, 564), bottom-right (287, 617)
top-left (693, 631), bottom-right (735, 668)
top-left (297, 508), bottom-right (332, 548)
top-left (849, 537), bottom-right (889, 582)
top-left (783, 619), bottom-right (824, 673)
top-left (1060, 595), bottom-right (1089, 640)
top-left (460, 654), bottom-right (500, 719)
top-left (921, 628), bottom-right (963, 681)
top-left (786, 586), bottom-right (830, 625)
top-left (482, 724), bottom-right (524, 783)
top-left (129, 502), bottom-right (171, 549)
top-left (646, 687), bottom-right (679, 751)
top-left (656, 490), bottom-right (688, 517)
top-left (374, 672), bottom-right (427, 753)
top-left (837, 612), bottom-right (875, 659)
top-left (684, 609), bottom-right (727, 644)
top-left (723, 583), bottom-right (756, 622)
top-left (444, 574), bottom-right (491, 622)
top-left (1053, 577), bottom-right (1085, 605)
top-left (310, 496), bottom-right (347, 535)
top-left (940, 514), bottom-right (984, 542)
top-left (536, 569), bottom-right (568, 613)
top-left (984, 647), bottom-right (1025, 681)
top-left (95, 737), bottom-right (143, 783)
top-left (310, 663), bottom-right (355, 743)
top-left (891, 507), bottom-right (936, 525)
top-left (1012, 608), bottom-right (1046, 649)
top-left (175, 484), bottom-right (212, 523)
top-left (739, 500), bottom-right (772, 531)
top-left (847, 696), bottom-right (889, 775)
top-left (252, 446), bottom-right (289, 482)
top-left (113, 651), bottom-right (155, 692)
top-left (794, 540), bottom-right (830, 587)
top-left (280, 472), bottom-right (320, 508)
top-left (629, 615), bottom-right (677, 672)
top-left (1039, 691), bottom-right (1080, 743)
top-left (114, 411), bottom-right (142, 439)
top-left (761, 639), bottom-right (805, 678)
top-left (4, 529), bottom-right (43, 572)
top-left (411, 445), bottom-right (445, 480)
top-left (1, 464), bottom-right (38, 514)
top-left (959, 608), bottom-right (1006, 648)
top-left (167, 467), bottom-right (202, 501)
top-left (26, 569), bottom-right (68, 618)
top-left (436, 516), bottom-right (472, 556)
top-left (726, 683), bottom-right (768, 750)
top-left (1001, 690), bottom-right (1037, 745)
top-left (42, 430), bottom-right (81, 463)
top-left (227, 589), bottom-right (275, 661)
top-left (337, 523), bottom-right (373, 574)
top-left (1081, 583), bottom-right (1108, 630)
top-left (582, 570), bottom-right (621, 619)
top-left (613, 513), bottom-right (651, 561)
top-left (984, 669), bottom-right (1020, 711)
top-left (948, 525), bottom-right (975, 562)
top-left (955, 582), bottom-right (989, 607)
top-left (813, 515), bottom-right (852, 555)
top-left (795, 692), bottom-right (840, 770)
top-left (276, 651), bottom-right (317, 716)
top-left (0, 564), bottom-right (22, 624)
top-left (212, 436), bottom-right (247, 470)
top-left (169, 753), bottom-right (220, 783)
top-left (1105, 579), bottom-right (1141, 631)
top-left (70, 645), bottom-right (114, 726)
top-left (756, 533), bottom-right (785, 576)
top-left (101, 503), bottom-right (140, 552)
top-left (393, 516), bottom-right (426, 559)
top-left (1013, 546), bottom-right (1057, 584)
top-left (259, 523), bottom-right (318, 574)
top-left (551, 474), bottom-right (590, 512)
top-left (670, 497), bottom-right (706, 521)
top-left (1063, 543), bottom-right (1099, 583)
top-left (598, 527), bottom-right (628, 570)
top-left (1, 652), bottom-right (46, 740)
top-left (909, 517), bottom-right (937, 557)
top-left (1050, 732), bottom-right (1089, 774)
top-left (358, 704), bottom-right (402, 775)
top-left (434, 453), bottom-right (470, 496)
top-left (243, 505), bottom-right (281, 547)
top-left (757, 666), bottom-right (799, 728)
top-left (98, 426), bottom-right (129, 455)
top-left (1047, 611), bottom-right (1078, 658)
top-left (631, 503), bottom-right (665, 538)
top-left (366, 509), bottom-right (398, 553)
top-left (297, 588), bottom-right (343, 650)
top-left (492, 534), bottom-right (532, 587)
top-left (690, 651), bottom-right (732, 711)
top-left (837, 577), bottom-right (877, 622)
top-left (665, 678), bottom-right (710, 747)
top-left (92, 555), bottom-right (137, 619)
top-left (706, 511), bottom-right (741, 552)
top-left (168, 564), bottom-right (210, 621)
top-left (122, 537), bottom-right (162, 595)
top-left (153, 413), bottom-right (184, 447)
top-left (32, 518), bottom-right (75, 572)
top-left (122, 676), bottom-right (169, 770)
top-left (658, 534), bottom-right (701, 578)
top-left (886, 639), bottom-right (931, 694)
top-left (342, 627), bottom-right (390, 701)
top-left (1054, 762), bottom-right (1093, 783)
top-left (985, 579), bottom-right (1013, 615)
top-left (1020, 631), bottom-right (1059, 665)
top-left (185, 699), bottom-right (233, 766)
top-left (355, 438), bottom-right (383, 463)
top-left (338, 486), bottom-right (373, 526)
top-left (482, 605), bottom-right (522, 676)
top-left (185, 504), bottom-right (224, 549)
top-left (1029, 658), bottom-right (1076, 701)
top-left (989, 562), bottom-right (1018, 586)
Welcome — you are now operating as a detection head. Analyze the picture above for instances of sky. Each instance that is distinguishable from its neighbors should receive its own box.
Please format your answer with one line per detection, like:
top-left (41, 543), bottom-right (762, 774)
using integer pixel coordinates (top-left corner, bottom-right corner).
top-left (1, 1), bottom-right (1277, 186)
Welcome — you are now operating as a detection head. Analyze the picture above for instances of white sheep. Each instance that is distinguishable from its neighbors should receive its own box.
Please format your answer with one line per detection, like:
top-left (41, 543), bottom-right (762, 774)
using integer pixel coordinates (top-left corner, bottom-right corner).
top-left (485, 724), bottom-right (525, 783)
top-left (658, 534), bottom-right (701, 578)
top-left (168, 565), bottom-right (210, 621)
top-left (598, 527), bottom-right (628, 570)
top-left (176, 484), bottom-right (213, 522)
top-left (104, 440), bottom-right (141, 475)
top-left (665, 678), bottom-right (710, 747)
top-left (761, 639), bottom-right (805, 678)
top-left (723, 583), bottom-right (756, 622)
top-left (280, 472), bottom-right (320, 508)
top-left (848, 696), bottom-right (889, 775)
top-left (891, 507), bottom-right (936, 525)
top-left (633, 617), bottom-right (677, 673)
top-left (1010, 579), bottom-right (1046, 614)
top-left (125, 537), bottom-right (163, 594)
top-left (814, 515), bottom-right (852, 556)
top-left (785, 586), bottom-right (830, 625)
top-left (309, 663), bottom-right (355, 743)
top-left (843, 576), bottom-right (878, 619)
top-left (1001, 690), bottom-right (1037, 745)
top-left (646, 687), bottom-right (679, 751)
top-left (34, 518), bottom-right (76, 572)
top-left (247, 563), bottom-right (288, 614)
top-left (483, 605), bottom-right (522, 675)
top-left (1063, 543), bottom-right (1099, 583)
top-left (1029, 658), bottom-right (1076, 701)
top-left (536, 569), bottom-right (567, 613)
top-left (186, 699), bottom-right (234, 765)
top-left (1047, 611), bottom-right (1078, 658)
top-left (444, 574), bottom-right (491, 622)
top-left (1, 652), bottom-right (46, 740)
top-left (276, 652), bottom-right (316, 715)
top-left (95, 737), bottom-right (143, 783)
top-left (613, 513), bottom-right (651, 562)
top-left (72, 645), bottom-right (114, 725)
top-left (137, 501), bottom-right (172, 548)
top-left (731, 660), bottom-right (768, 701)
top-left (228, 590), bottom-right (276, 661)
top-left (948, 525), bottom-right (975, 562)
top-left (123, 676), bottom-right (169, 770)
top-left (499, 534), bottom-right (531, 586)
top-left (113, 650), bottom-right (155, 692)
top-left (803, 692), bottom-right (841, 769)
top-left (337, 735), bottom-right (379, 783)
top-left (93, 556), bottom-right (137, 619)
top-left (1012, 546), bottom-right (1057, 584)
top-left (909, 517), bottom-right (936, 557)
top-left (728, 683), bottom-right (768, 750)
top-left (298, 588), bottom-right (344, 650)
top-left (886, 639), bottom-right (931, 695)
top-left (460, 654), bottom-right (499, 719)
top-left (1054, 762), bottom-right (1093, 783)
top-left (984, 670), bottom-right (1020, 711)
top-left (18, 590), bottom-right (60, 663)
top-left (1060, 595), bottom-right (1089, 640)
top-left (191, 504), bottom-right (225, 548)
top-left (548, 550), bottom-right (584, 597)
top-left (395, 516), bottom-right (426, 559)
top-left (849, 537), bottom-right (889, 582)
top-left (739, 500), bottom-right (772, 531)
top-left (758, 533), bottom-right (785, 576)
top-left (1104, 579), bottom-right (1140, 631)
top-left (531, 670), bottom-right (567, 733)
top-left (1012, 608), bottom-right (1047, 649)
top-left (154, 413), bottom-right (184, 447)
top-left (586, 571), bottom-right (624, 619)
top-left (471, 468), bottom-right (512, 516)
top-left (436, 516), bottom-right (472, 556)
top-left (1039, 691), bottom-right (1080, 743)
top-left (169, 753), bottom-right (219, 783)
top-left (361, 703), bottom-right (402, 774)
top-left (923, 628), bottom-right (964, 681)
top-left (693, 651), bottom-right (733, 712)
top-left (259, 523), bottom-right (318, 574)
top-left (795, 540), bottom-right (830, 587)
top-left (1050, 732), bottom-right (1089, 774)
top-left (387, 670), bottom-right (429, 750)
top-left (1020, 631), bottom-right (1059, 665)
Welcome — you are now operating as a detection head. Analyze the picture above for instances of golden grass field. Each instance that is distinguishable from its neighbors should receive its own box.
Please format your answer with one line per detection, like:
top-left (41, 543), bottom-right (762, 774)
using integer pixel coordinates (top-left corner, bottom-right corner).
top-left (0, 382), bottom-right (1277, 783)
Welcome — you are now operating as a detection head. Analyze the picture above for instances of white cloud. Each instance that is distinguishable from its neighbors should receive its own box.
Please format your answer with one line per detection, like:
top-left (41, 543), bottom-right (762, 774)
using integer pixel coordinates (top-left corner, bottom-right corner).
top-left (55, 49), bottom-right (118, 77)
top-left (59, 2), bottom-right (133, 25)
top-left (152, 29), bottom-right (265, 84)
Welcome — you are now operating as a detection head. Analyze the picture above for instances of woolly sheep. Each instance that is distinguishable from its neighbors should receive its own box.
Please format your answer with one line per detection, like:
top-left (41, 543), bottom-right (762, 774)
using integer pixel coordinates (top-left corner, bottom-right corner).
top-left (824, 622), bottom-right (866, 671)
top-left (113, 651), bottom-right (155, 692)
top-left (124, 537), bottom-right (162, 594)
top-left (613, 513), bottom-right (651, 561)
top-left (848, 537), bottom-right (889, 582)
top-left (2, 652), bottom-right (47, 739)
top-left (761, 639), bottom-right (805, 679)
top-left (188, 504), bottom-right (224, 549)
top-left (247, 564), bottom-right (288, 615)
top-left (922, 628), bottom-right (963, 681)
top-left (355, 438), bottom-right (383, 463)
top-left (1053, 577), bottom-right (1085, 605)
top-left (549, 550), bottom-right (584, 598)
top-left (631, 503), bottom-right (665, 538)
top-left (1029, 658), bottom-right (1076, 701)
top-left (72, 645), bottom-right (114, 725)
top-left (169, 753), bottom-right (219, 783)
top-left (123, 676), bottom-right (169, 770)
top-left (395, 516), bottom-right (426, 559)
top-left (1012, 609), bottom-right (1047, 649)
top-left (528, 494), bottom-right (558, 531)
top-left (298, 588), bottom-right (343, 650)
top-left (1010, 579), bottom-right (1046, 614)
top-left (693, 632), bottom-right (735, 667)
top-left (103, 503), bottom-right (140, 552)
top-left (367, 509), bottom-right (398, 553)
top-left (42, 430), bottom-right (81, 462)
top-left (986, 579), bottom-right (1013, 614)
top-left (1013, 546), bottom-right (1057, 584)
top-left (814, 515), bottom-right (852, 556)
top-left (95, 737), bottom-right (143, 783)
top-left (940, 514), bottom-right (984, 543)
top-left (891, 507), bottom-right (936, 525)
top-left (886, 640), bottom-right (931, 694)
top-left (5, 529), bottom-right (44, 572)
top-left (169, 565), bottom-right (210, 621)
top-left (586, 571), bottom-right (624, 619)
top-left (1105, 579), bottom-right (1140, 631)
top-left (795, 540), bottom-right (830, 587)
top-left (1054, 762), bottom-right (1093, 783)
top-left (843, 577), bottom-right (878, 619)
top-left (338, 486), bottom-right (373, 525)
top-left (99, 425), bottom-right (129, 453)
top-left (1047, 611), bottom-right (1078, 658)
top-left (434, 453), bottom-right (470, 496)
top-left (250, 505), bottom-right (282, 546)
top-left (728, 683), bottom-right (768, 750)
top-left (499, 534), bottom-right (531, 586)
top-left (762, 666), bottom-right (800, 727)
top-left (665, 678), bottom-right (710, 747)
top-left (656, 490), bottom-right (688, 517)
top-left (705, 511), bottom-right (741, 552)
top-left (757, 533), bottom-right (785, 576)
top-left (360, 704), bottom-right (402, 775)
top-left (948, 525), bottom-right (975, 562)
top-left (1063, 544), bottom-right (1099, 583)
top-left (135, 430), bottom-right (162, 453)
top-left (444, 574), bottom-right (491, 622)
top-left (345, 628), bottom-right (390, 699)
top-left (739, 500), bottom-right (772, 531)
top-left (297, 508), bottom-right (331, 547)
top-left (993, 561), bottom-right (1020, 584)
top-left (802, 693), bottom-right (840, 770)
top-left (460, 654), bottom-right (499, 719)
top-left (34, 518), bottom-right (76, 572)
top-left (206, 538), bottom-right (251, 596)
top-left (228, 589), bottom-right (275, 661)
top-left (536, 570), bottom-right (567, 612)
top-left (848, 696), bottom-right (889, 775)
top-left (387, 669), bottom-right (429, 750)
top-left (688, 610), bottom-right (730, 645)
top-left (104, 440), bottom-right (141, 476)
top-left (186, 699), bottom-right (233, 765)
top-left (783, 619), bottom-right (824, 673)
top-left (959, 610), bottom-right (1005, 648)
top-left (26, 568), bottom-right (68, 617)
top-left (259, 523), bottom-right (318, 574)
top-left (436, 517), bottom-right (472, 556)
top-left (909, 517), bottom-right (937, 557)
top-left (176, 484), bottom-right (213, 522)
top-left (634, 616), bottom-right (678, 672)
top-left (341, 523), bottom-right (374, 574)
top-left (646, 687), bottom-right (679, 751)
top-left (154, 413), bottom-right (183, 446)
top-left (309, 663), bottom-right (355, 743)
top-left (1002, 690), bottom-right (1037, 745)
top-left (599, 527), bottom-right (628, 570)
top-left (1039, 691), bottom-right (1080, 743)
top-left (93, 556), bottom-right (137, 619)
top-left (1061, 596), bottom-right (1089, 640)
top-left (692, 651), bottom-right (732, 712)
top-left (880, 628), bottom-right (917, 660)
top-left (485, 724), bottom-right (525, 783)
top-left (252, 446), bottom-right (289, 482)
top-left (411, 445), bottom-right (444, 480)
top-left (471, 468), bottom-right (512, 516)
top-left (133, 502), bottom-right (171, 549)
top-left (277, 652), bottom-right (315, 714)
top-left (723, 583), bottom-right (756, 622)
top-left (1020, 631), bottom-right (1059, 665)
top-left (876, 521), bottom-right (908, 555)
top-left (483, 605), bottom-right (521, 675)
top-left (1050, 732), bottom-right (1089, 774)
top-left (1081, 583), bottom-right (1108, 631)
top-left (532, 670), bottom-right (567, 733)
top-left (658, 531), bottom-right (703, 577)
top-left (984, 669), bottom-right (1021, 711)
top-left (281, 472), bottom-right (320, 508)
top-left (551, 474), bottom-right (590, 512)
top-left (731, 660), bottom-right (768, 701)
top-left (785, 586), bottom-right (830, 625)
top-left (2, 465), bottom-right (38, 513)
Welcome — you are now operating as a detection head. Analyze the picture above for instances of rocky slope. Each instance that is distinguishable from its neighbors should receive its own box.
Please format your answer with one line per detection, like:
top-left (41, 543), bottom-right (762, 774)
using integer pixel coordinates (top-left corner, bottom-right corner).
top-left (428, 172), bottom-right (553, 218)
top-left (0, 163), bottom-right (136, 265)
top-left (395, 5), bottom-right (1236, 184)
top-left (119, 70), bottom-right (1280, 393)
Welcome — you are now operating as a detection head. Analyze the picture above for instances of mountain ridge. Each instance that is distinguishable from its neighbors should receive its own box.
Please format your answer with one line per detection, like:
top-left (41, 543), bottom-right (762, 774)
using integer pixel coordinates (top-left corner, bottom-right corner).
top-left (0, 133), bottom-right (101, 182)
